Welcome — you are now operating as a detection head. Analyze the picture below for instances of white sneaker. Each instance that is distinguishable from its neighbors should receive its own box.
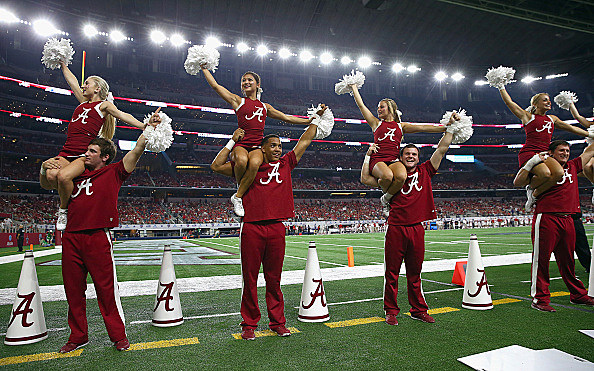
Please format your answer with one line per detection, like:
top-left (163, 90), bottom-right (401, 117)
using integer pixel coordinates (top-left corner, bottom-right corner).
top-left (380, 195), bottom-right (390, 218)
top-left (56, 208), bottom-right (67, 231)
top-left (230, 193), bottom-right (245, 217)
top-left (525, 186), bottom-right (536, 213)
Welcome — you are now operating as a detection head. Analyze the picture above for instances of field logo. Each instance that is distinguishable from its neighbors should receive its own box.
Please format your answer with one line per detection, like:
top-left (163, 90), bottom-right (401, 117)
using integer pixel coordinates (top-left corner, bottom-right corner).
top-left (154, 282), bottom-right (175, 312)
top-left (8, 292), bottom-right (35, 328)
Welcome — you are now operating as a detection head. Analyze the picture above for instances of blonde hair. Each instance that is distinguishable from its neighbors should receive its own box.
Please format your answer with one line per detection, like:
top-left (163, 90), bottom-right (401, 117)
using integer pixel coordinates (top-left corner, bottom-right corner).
top-left (88, 75), bottom-right (115, 140)
top-left (528, 93), bottom-right (549, 114)
top-left (380, 98), bottom-right (401, 123)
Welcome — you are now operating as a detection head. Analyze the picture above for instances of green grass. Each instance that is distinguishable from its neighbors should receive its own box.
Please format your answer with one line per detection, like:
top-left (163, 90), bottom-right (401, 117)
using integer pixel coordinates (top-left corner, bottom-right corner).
top-left (1, 227), bottom-right (593, 369)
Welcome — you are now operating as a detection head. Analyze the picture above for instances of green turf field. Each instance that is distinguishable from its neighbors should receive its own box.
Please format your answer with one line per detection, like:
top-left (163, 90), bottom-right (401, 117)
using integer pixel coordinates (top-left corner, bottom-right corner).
top-left (1, 226), bottom-right (593, 369)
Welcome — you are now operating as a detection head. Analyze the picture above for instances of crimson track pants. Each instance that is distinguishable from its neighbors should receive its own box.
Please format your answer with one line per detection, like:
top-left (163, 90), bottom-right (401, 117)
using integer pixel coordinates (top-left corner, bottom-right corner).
top-left (531, 213), bottom-right (589, 305)
top-left (62, 229), bottom-right (126, 343)
top-left (384, 223), bottom-right (429, 316)
top-left (239, 221), bottom-right (286, 330)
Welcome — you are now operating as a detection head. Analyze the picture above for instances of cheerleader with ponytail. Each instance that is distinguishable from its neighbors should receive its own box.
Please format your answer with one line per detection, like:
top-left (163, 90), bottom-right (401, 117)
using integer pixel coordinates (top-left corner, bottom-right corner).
top-left (493, 73), bottom-right (593, 212)
top-left (40, 61), bottom-right (160, 230)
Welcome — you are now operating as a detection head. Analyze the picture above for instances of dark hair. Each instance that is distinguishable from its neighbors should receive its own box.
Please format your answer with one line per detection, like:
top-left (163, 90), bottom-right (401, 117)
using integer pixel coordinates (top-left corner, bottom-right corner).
top-left (89, 137), bottom-right (117, 164)
top-left (261, 134), bottom-right (280, 146)
top-left (400, 143), bottom-right (419, 156)
top-left (242, 71), bottom-right (261, 85)
top-left (549, 140), bottom-right (570, 152)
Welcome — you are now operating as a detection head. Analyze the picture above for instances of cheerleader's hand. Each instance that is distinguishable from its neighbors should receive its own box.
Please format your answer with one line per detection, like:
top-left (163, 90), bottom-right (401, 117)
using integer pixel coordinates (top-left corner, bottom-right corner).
top-left (232, 128), bottom-right (245, 142)
top-left (316, 104), bottom-right (327, 116)
top-left (148, 107), bottom-right (162, 127)
top-left (367, 143), bottom-right (379, 155)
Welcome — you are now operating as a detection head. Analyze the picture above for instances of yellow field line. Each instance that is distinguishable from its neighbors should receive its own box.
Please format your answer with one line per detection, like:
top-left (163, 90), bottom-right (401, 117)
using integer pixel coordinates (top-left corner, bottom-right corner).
top-left (128, 337), bottom-right (200, 351)
top-left (492, 298), bottom-right (522, 305)
top-left (0, 349), bottom-right (83, 366)
top-left (232, 327), bottom-right (301, 340)
top-left (324, 317), bottom-right (385, 328)
top-left (405, 307), bottom-right (461, 316)
top-left (550, 291), bottom-right (570, 297)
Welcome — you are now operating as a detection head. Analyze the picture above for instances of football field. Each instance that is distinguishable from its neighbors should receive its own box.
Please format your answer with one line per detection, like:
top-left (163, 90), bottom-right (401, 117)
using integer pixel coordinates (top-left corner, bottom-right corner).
top-left (1, 226), bottom-right (593, 369)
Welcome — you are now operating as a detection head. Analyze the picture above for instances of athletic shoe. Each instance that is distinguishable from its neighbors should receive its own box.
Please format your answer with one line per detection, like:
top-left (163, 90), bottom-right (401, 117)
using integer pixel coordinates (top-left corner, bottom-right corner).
top-left (531, 302), bottom-right (556, 312)
top-left (241, 328), bottom-right (255, 340)
top-left (114, 338), bottom-right (130, 351)
top-left (525, 186), bottom-right (536, 213)
top-left (570, 296), bottom-right (594, 306)
top-left (380, 196), bottom-right (390, 218)
top-left (385, 314), bottom-right (398, 326)
top-left (270, 325), bottom-right (291, 337)
top-left (410, 312), bottom-right (436, 323)
top-left (59, 341), bottom-right (88, 353)
top-left (56, 208), bottom-right (67, 231)
top-left (230, 193), bottom-right (245, 217)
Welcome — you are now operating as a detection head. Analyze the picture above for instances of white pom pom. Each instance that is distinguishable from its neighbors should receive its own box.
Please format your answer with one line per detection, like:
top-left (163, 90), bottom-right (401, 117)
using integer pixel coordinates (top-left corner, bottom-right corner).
top-left (307, 105), bottom-right (335, 139)
top-left (440, 109), bottom-right (474, 144)
top-left (335, 70), bottom-right (365, 95)
top-left (586, 125), bottom-right (594, 146)
top-left (184, 45), bottom-right (220, 74)
top-left (554, 91), bottom-right (578, 110)
top-left (485, 66), bottom-right (515, 89)
top-left (41, 38), bottom-right (75, 70)
top-left (143, 112), bottom-right (174, 152)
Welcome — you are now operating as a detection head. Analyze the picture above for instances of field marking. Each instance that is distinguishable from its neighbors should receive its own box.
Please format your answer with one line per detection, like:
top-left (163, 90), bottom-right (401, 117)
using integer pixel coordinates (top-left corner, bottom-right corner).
top-left (404, 306), bottom-right (461, 316)
top-left (0, 349), bottom-right (83, 366)
top-left (0, 247), bottom-right (62, 265)
top-left (325, 317), bottom-right (385, 328)
top-left (130, 311), bottom-right (240, 325)
top-left (549, 291), bottom-right (570, 297)
top-left (492, 298), bottom-right (522, 305)
top-left (521, 277), bottom-right (563, 283)
top-left (232, 327), bottom-right (301, 339)
top-left (128, 337), bottom-right (200, 351)
top-left (286, 241), bottom-right (383, 250)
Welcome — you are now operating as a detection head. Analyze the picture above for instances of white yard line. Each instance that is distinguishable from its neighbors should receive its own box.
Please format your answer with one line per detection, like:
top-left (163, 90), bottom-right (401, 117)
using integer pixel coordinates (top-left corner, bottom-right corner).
top-left (0, 248), bottom-right (62, 265)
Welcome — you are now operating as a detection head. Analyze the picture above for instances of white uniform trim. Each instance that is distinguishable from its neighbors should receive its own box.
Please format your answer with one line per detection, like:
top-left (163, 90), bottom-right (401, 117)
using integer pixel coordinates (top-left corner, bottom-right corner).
top-left (373, 120), bottom-right (383, 133)
top-left (94, 101), bottom-right (105, 118)
top-left (105, 229), bottom-right (126, 329)
top-left (524, 114), bottom-right (536, 127)
top-left (530, 213), bottom-right (542, 303)
top-left (235, 98), bottom-right (245, 112)
top-left (239, 222), bottom-right (245, 302)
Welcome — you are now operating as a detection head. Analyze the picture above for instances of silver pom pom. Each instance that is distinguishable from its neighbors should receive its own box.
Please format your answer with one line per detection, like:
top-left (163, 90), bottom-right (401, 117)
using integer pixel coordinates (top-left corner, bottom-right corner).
top-left (184, 45), bottom-right (220, 74)
top-left (143, 112), bottom-right (174, 152)
top-left (307, 104), bottom-right (335, 139)
top-left (41, 38), bottom-right (75, 70)
top-left (335, 70), bottom-right (365, 95)
top-left (485, 66), bottom-right (515, 89)
top-left (554, 91), bottom-right (578, 110)
top-left (440, 109), bottom-right (474, 144)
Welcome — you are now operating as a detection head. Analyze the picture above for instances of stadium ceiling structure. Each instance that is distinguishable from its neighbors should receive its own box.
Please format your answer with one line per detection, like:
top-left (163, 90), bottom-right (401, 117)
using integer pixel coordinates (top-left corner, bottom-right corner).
top-left (5, 0), bottom-right (594, 75)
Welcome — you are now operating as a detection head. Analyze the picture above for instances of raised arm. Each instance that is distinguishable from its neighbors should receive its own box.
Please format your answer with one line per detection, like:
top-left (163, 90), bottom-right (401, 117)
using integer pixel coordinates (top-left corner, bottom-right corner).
top-left (101, 102), bottom-right (159, 129)
top-left (499, 88), bottom-right (531, 123)
top-left (60, 61), bottom-right (85, 103)
top-left (429, 113), bottom-right (458, 170)
top-left (403, 123), bottom-right (446, 134)
top-left (360, 144), bottom-right (379, 187)
top-left (569, 103), bottom-right (593, 128)
top-left (580, 138), bottom-right (594, 169)
top-left (210, 129), bottom-right (244, 177)
top-left (265, 104), bottom-right (315, 125)
top-left (201, 67), bottom-right (242, 109)
top-left (553, 115), bottom-right (592, 138)
top-left (350, 85), bottom-right (379, 130)
top-left (122, 135), bottom-right (146, 173)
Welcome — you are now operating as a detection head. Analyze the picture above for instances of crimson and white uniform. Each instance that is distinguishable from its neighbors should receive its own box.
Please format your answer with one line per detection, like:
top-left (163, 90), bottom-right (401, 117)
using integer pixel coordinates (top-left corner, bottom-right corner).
top-left (235, 98), bottom-right (267, 149)
top-left (59, 101), bottom-right (106, 158)
top-left (531, 157), bottom-right (590, 306)
top-left (385, 160), bottom-right (437, 316)
top-left (369, 120), bottom-right (403, 175)
top-left (518, 114), bottom-right (554, 167)
top-left (240, 151), bottom-right (297, 330)
top-left (62, 161), bottom-right (130, 344)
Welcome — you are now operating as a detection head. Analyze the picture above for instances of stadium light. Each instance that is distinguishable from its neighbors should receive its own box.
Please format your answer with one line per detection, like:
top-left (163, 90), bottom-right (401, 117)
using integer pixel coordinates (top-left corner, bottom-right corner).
top-left (545, 73), bottom-right (568, 79)
top-left (407, 64), bottom-right (420, 73)
top-left (0, 8), bottom-right (19, 23)
top-left (278, 47), bottom-right (292, 59)
top-left (109, 30), bottom-right (126, 43)
top-left (33, 19), bottom-right (59, 37)
top-left (256, 44), bottom-right (269, 56)
top-left (391, 63), bottom-right (404, 73)
top-left (451, 72), bottom-right (465, 81)
top-left (340, 56), bottom-right (351, 65)
top-left (474, 80), bottom-right (489, 86)
top-left (299, 50), bottom-right (314, 62)
top-left (320, 52), bottom-right (333, 65)
top-left (170, 33), bottom-right (186, 47)
top-left (236, 42), bottom-right (249, 53)
top-left (205, 36), bottom-right (221, 49)
top-left (434, 71), bottom-right (448, 81)
top-left (150, 30), bottom-right (166, 44)
top-left (357, 56), bottom-right (372, 68)
top-left (83, 24), bottom-right (98, 38)
top-left (521, 76), bottom-right (541, 84)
